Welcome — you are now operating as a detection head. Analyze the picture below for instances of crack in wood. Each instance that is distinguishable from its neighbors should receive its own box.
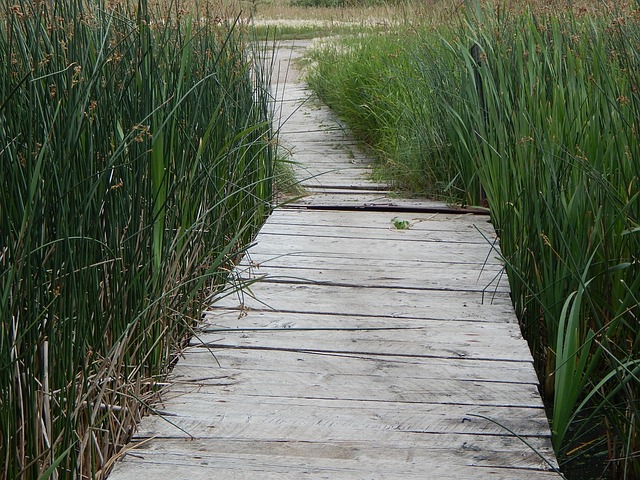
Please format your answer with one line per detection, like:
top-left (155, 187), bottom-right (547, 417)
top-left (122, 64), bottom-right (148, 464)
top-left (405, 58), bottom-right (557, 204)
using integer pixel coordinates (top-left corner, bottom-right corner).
top-left (285, 203), bottom-right (491, 215)
top-left (206, 306), bottom-right (514, 324)
top-left (192, 343), bottom-right (534, 365)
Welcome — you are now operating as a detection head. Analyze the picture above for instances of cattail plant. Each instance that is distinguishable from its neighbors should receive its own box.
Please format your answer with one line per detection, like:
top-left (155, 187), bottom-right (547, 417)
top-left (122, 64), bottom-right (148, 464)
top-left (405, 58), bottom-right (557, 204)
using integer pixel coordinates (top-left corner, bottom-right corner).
top-left (447, 5), bottom-right (639, 478)
top-left (307, 2), bottom-right (639, 476)
top-left (0, 0), bottom-right (275, 477)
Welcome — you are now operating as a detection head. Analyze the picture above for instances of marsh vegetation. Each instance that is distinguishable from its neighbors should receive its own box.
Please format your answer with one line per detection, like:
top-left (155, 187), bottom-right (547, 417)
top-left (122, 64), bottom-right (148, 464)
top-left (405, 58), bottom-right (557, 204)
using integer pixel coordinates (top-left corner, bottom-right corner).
top-left (305, 2), bottom-right (639, 478)
top-left (0, 0), bottom-right (275, 477)
top-left (2, 0), bottom-right (638, 478)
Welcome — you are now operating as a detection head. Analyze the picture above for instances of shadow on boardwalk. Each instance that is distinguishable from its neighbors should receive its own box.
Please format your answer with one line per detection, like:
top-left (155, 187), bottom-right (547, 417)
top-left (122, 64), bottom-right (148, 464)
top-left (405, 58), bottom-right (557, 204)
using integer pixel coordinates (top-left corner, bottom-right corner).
top-left (108, 40), bottom-right (560, 480)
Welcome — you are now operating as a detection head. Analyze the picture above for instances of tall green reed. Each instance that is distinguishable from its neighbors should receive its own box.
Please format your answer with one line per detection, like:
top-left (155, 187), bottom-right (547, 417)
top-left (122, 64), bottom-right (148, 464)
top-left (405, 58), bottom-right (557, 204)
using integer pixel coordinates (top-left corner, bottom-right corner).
top-left (307, 3), bottom-right (639, 476)
top-left (446, 7), bottom-right (639, 477)
top-left (0, 0), bottom-right (275, 477)
top-left (306, 32), bottom-right (461, 198)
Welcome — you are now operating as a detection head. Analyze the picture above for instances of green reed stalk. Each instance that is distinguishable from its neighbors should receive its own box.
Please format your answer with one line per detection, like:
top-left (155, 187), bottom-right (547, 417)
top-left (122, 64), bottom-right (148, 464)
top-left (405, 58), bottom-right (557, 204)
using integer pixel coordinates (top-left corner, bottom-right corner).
top-left (307, 3), bottom-right (639, 477)
top-left (446, 8), bottom-right (639, 478)
top-left (0, 0), bottom-right (275, 477)
top-left (306, 32), bottom-right (461, 197)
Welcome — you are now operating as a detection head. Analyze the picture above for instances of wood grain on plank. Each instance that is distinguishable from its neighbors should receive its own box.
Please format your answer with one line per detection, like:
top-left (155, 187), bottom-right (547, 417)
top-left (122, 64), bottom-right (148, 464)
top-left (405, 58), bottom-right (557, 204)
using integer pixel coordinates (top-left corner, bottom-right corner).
top-left (266, 209), bottom-right (494, 230)
top-left (178, 347), bottom-right (540, 384)
top-left (234, 263), bottom-right (508, 293)
top-left (246, 235), bottom-right (502, 265)
top-left (212, 282), bottom-right (514, 322)
top-left (138, 391), bottom-right (550, 434)
top-left (160, 367), bottom-right (544, 407)
top-left (192, 317), bottom-right (530, 361)
top-left (115, 436), bottom-right (555, 472)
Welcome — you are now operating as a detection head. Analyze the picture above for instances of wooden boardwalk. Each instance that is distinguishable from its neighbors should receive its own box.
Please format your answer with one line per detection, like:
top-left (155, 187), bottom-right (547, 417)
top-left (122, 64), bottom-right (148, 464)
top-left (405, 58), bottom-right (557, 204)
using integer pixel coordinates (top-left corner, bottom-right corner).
top-left (108, 40), bottom-right (560, 479)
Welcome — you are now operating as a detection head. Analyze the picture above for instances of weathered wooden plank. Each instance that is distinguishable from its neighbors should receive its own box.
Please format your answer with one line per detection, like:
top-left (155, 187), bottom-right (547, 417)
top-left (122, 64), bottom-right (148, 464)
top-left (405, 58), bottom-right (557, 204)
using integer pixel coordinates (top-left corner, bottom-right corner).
top-left (238, 251), bottom-right (501, 270)
top-left (284, 130), bottom-right (358, 143)
top-left (190, 327), bottom-right (528, 362)
top-left (213, 283), bottom-right (514, 322)
top-left (289, 194), bottom-right (472, 210)
top-left (264, 212), bottom-right (496, 234)
top-left (111, 449), bottom-right (560, 480)
top-left (288, 157), bottom-right (372, 168)
top-left (246, 236), bottom-right (502, 266)
top-left (259, 210), bottom-right (494, 230)
top-left (274, 84), bottom-right (313, 99)
top-left (125, 432), bottom-right (554, 459)
top-left (235, 260), bottom-right (508, 293)
top-left (138, 392), bottom-right (550, 436)
top-left (292, 159), bottom-right (371, 171)
top-left (160, 363), bottom-right (543, 407)
top-left (261, 214), bottom-right (495, 238)
top-left (293, 161), bottom-right (371, 176)
top-left (191, 330), bottom-right (525, 363)
top-left (298, 179), bottom-right (386, 190)
top-left (266, 208), bottom-right (494, 230)
top-left (290, 146), bottom-right (367, 155)
top-left (282, 188), bottom-right (389, 196)
top-left (136, 392), bottom-right (549, 436)
top-left (178, 346), bottom-right (540, 384)
top-left (113, 436), bottom-right (557, 475)
top-left (296, 172), bottom-right (376, 185)
top-left (290, 163), bottom-right (372, 174)
top-left (198, 310), bottom-right (524, 341)
top-left (134, 391), bottom-right (551, 441)
top-left (274, 91), bottom-right (312, 104)
top-left (297, 179), bottom-right (384, 190)
top-left (295, 168), bottom-right (372, 180)
top-left (285, 126), bottom-right (364, 138)
top-left (256, 224), bottom-right (495, 245)
top-left (238, 251), bottom-right (504, 277)
top-left (245, 233), bottom-right (501, 264)
top-left (281, 103), bottom-right (347, 121)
